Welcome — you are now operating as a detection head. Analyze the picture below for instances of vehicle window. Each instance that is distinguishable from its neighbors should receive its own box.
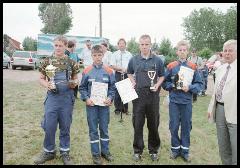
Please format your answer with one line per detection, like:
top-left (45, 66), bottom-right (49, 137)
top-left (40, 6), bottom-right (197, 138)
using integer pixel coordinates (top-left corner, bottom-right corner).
top-left (13, 52), bottom-right (30, 58)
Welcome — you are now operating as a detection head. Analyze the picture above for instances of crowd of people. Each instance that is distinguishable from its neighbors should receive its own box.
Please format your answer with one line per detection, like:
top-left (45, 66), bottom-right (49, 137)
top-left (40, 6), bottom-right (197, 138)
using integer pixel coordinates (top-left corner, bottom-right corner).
top-left (34, 35), bottom-right (237, 165)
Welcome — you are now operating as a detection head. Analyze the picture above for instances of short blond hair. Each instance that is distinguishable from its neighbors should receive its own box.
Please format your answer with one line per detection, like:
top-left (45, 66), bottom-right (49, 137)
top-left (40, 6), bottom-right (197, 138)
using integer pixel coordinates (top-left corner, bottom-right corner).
top-left (176, 40), bottom-right (190, 50)
top-left (223, 39), bottom-right (237, 51)
top-left (53, 35), bottom-right (68, 46)
top-left (139, 34), bottom-right (151, 43)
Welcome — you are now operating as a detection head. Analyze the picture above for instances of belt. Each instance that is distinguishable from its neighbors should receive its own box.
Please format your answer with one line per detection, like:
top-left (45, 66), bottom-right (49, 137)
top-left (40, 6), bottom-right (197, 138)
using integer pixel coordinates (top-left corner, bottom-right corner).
top-left (216, 101), bottom-right (224, 106)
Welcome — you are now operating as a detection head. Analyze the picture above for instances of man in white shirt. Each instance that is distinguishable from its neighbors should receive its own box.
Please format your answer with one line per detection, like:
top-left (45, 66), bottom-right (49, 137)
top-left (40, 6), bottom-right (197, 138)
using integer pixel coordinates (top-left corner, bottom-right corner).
top-left (101, 42), bottom-right (112, 66)
top-left (110, 38), bottom-right (132, 115)
top-left (79, 40), bottom-right (92, 68)
top-left (208, 39), bottom-right (237, 165)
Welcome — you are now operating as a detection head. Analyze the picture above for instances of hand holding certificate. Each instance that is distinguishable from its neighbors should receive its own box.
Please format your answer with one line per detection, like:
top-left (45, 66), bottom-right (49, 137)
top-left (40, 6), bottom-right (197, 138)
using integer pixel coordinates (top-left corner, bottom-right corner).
top-left (115, 78), bottom-right (138, 104)
top-left (90, 81), bottom-right (108, 106)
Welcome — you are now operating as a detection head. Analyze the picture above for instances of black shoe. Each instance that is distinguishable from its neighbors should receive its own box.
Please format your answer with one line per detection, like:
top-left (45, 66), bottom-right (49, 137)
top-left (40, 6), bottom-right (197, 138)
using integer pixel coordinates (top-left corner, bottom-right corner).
top-left (170, 152), bottom-right (180, 160)
top-left (101, 152), bottom-right (114, 162)
top-left (181, 154), bottom-right (191, 163)
top-left (149, 153), bottom-right (158, 161)
top-left (34, 151), bottom-right (56, 165)
top-left (115, 110), bottom-right (120, 115)
top-left (61, 152), bottom-right (73, 165)
top-left (92, 155), bottom-right (102, 165)
top-left (132, 153), bottom-right (141, 162)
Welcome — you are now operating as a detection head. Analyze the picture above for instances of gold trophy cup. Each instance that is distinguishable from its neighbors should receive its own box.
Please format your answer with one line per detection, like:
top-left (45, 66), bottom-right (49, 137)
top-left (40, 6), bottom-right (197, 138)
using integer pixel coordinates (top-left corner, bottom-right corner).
top-left (45, 64), bottom-right (58, 93)
top-left (148, 70), bottom-right (156, 91)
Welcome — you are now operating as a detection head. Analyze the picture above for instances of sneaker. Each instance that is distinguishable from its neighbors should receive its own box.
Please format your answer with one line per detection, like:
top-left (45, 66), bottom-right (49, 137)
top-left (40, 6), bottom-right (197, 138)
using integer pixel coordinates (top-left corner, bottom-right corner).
top-left (61, 152), bottom-right (73, 165)
top-left (101, 152), bottom-right (114, 162)
top-left (132, 153), bottom-right (141, 162)
top-left (170, 152), bottom-right (180, 160)
top-left (181, 154), bottom-right (191, 163)
top-left (92, 155), bottom-right (102, 165)
top-left (34, 151), bottom-right (56, 165)
top-left (150, 153), bottom-right (158, 161)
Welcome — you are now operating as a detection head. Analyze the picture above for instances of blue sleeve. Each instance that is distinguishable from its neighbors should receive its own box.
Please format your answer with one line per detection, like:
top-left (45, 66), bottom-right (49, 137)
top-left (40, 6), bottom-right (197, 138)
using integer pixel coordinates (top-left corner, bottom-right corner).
top-left (188, 70), bottom-right (203, 94)
top-left (79, 72), bottom-right (89, 101)
top-left (107, 73), bottom-right (116, 101)
top-left (127, 57), bottom-right (134, 74)
top-left (162, 68), bottom-right (174, 91)
top-left (157, 58), bottom-right (164, 77)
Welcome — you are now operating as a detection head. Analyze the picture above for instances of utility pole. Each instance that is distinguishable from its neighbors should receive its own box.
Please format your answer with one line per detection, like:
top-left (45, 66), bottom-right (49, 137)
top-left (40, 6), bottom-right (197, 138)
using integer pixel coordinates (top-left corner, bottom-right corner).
top-left (99, 3), bottom-right (102, 37)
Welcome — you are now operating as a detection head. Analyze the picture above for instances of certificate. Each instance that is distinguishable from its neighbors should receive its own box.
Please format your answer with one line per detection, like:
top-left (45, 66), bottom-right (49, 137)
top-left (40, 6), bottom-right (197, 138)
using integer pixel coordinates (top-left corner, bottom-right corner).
top-left (115, 78), bottom-right (138, 104)
top-left (90, 81), bottom-right (108, 106)
top-left (178, 66), bottom-right (194, 87)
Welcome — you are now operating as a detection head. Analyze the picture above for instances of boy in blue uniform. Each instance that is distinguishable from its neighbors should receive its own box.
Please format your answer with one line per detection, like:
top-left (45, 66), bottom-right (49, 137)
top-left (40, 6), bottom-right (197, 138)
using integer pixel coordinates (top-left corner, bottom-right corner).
top-left (79, 45), bottom-right (116, 165)
top-left (162, 40), bottom-right (202, 162)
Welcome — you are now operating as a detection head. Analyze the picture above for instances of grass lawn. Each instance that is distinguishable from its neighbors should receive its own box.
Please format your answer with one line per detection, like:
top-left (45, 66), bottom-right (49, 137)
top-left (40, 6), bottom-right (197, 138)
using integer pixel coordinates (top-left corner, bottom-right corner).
top-left (3, 80), bottom-right (221, 165)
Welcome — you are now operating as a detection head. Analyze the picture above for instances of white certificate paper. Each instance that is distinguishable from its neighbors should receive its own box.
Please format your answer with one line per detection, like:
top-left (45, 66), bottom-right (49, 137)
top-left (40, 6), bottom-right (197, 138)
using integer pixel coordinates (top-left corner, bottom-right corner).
top-left (178, 66), bottom-right (194, 87)
top-left (90, 81), bottom-right (108, 106)
top-left (115, 78), bottom-right (138, 104)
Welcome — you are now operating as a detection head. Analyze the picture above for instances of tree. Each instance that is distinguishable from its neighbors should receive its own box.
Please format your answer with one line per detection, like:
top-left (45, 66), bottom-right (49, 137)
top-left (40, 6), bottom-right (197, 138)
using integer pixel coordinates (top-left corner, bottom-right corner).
top-left (224, 5), bottom-right (237, 41)
top-left (127, 37), bottom-right (139, 55)
top-left (182, 6), bottom-right (237, 52)
top-left (3, 34), bottom-right (10, 54)
top-left (38, 3), bottom-right (73, 34)
top-left (22, 37), bottom-right (37, 51)
top-left (159, 38), bottom-right (173, 56)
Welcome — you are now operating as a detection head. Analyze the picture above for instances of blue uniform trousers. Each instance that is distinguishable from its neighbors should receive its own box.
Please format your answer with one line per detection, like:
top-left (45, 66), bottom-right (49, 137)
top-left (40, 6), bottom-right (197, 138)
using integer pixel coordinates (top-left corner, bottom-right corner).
top-left (86, 105), bottom-right (110, 156)
top-left (169, 101), bottom-right (192, 155)
top-left (41, 71), bottom-right (75, 153)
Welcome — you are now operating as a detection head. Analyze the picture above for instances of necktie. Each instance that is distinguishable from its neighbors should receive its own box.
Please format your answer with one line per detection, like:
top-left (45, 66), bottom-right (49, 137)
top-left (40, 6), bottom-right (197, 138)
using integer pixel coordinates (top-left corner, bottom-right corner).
top-left (216, 65), bottom-right (231, 102)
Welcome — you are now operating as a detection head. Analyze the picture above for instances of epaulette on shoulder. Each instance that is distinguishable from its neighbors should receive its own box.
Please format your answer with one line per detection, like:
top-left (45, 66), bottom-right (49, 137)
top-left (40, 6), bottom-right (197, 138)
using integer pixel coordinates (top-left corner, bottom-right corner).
top-left (187, 61), bottom-right (197, 70)
top-left (83, 65), bottom-right (94, 74)
top-left (167, 61), bottom-right (179, 70)
top-left (103, 65), bottom-right (113, 75)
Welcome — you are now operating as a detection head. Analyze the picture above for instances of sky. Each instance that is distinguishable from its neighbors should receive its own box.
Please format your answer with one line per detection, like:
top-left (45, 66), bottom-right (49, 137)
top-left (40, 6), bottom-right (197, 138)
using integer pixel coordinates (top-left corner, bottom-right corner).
top-left (3, 3), bottom-right (236, 48)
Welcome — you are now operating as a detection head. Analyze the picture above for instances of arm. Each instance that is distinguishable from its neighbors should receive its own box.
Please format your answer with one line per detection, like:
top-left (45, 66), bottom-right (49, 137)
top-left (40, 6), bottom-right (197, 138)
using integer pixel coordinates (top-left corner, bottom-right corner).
top-left (187, 70), bottom-right (203, 94)
top-left (162, 68), bottom-right (174, 91)
top-left (127, 57), bottom-right (136, 88)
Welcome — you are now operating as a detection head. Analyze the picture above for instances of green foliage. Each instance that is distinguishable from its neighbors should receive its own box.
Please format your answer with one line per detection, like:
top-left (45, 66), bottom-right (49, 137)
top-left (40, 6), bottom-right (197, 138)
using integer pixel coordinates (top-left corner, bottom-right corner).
top-left (197, 47), bottom-right (213, 59)
top-left (127, 37), bottom-right (139, 55)
top-left (38, 3), bottom-right (73, 34)
top-left (109, 44), bottom-right (117, 52)
top-left (159, 38), bottom-right (173, 57)
top-left (22, 37), bottom-right (37, 51)
top-left (224, 5), bottom-right (237, 40)
top-left (182, 5), bottom-right (237, 52)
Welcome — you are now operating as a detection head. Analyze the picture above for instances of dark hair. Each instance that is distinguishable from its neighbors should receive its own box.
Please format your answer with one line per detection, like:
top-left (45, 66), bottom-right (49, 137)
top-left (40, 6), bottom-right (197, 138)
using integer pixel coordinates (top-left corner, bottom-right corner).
top-left (86, 39), bottom-right (91, 43)
top-left (117, 38), bottom-right (126, 45)
top-left (101, 42), bottom-right (108, 48)
top-left (67, 40), bottom-right (75, 48)
top-left (91, 45), bottom-right (103, 53)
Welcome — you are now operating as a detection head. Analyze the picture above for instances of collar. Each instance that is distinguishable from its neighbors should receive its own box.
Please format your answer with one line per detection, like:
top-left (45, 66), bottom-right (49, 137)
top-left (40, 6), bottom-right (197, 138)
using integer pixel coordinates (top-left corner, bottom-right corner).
top-left (227, 59), bottom-right (237, 69)
top-left (93, 63), bottom-right (103, 69)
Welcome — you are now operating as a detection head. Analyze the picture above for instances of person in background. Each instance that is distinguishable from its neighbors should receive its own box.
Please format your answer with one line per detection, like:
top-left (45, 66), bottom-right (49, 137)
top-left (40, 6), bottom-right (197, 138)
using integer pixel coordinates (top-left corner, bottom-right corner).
top-left (79, 40), bottom-right (92, 68)
top-left (199, 58), bottom-right (209, 96)
top-left (65, 40), bottom-right (81, 98)
top-left (101, 42), bottom-right (112, 66)
top-left (110, 38), bottom-right (132, 115)
top-left (208, 40), bottom-right (237, 165)
top-left (187, 48), bottom-right (203, 102)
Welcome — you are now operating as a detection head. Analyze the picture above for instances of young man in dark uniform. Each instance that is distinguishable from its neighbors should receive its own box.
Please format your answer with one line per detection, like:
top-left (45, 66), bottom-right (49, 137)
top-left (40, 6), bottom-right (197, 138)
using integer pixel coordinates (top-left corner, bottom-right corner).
top-left (127, 34), bottom-right (165, 161)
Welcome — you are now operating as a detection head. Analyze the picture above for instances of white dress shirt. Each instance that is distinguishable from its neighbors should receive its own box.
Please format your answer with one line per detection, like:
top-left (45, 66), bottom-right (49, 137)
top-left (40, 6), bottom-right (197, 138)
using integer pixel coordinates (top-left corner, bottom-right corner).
top-left (110, 50), bottom-right (132, 71)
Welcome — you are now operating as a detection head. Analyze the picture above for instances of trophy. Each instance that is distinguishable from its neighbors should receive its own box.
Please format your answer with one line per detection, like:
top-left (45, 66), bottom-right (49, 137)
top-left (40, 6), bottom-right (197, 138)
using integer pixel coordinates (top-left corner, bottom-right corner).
top-left (45, 64), bottom-right (58, 93)
top-left (148, 70), bottom-right (156, 91)
top-left (171, 74), bottom-right (183, 90)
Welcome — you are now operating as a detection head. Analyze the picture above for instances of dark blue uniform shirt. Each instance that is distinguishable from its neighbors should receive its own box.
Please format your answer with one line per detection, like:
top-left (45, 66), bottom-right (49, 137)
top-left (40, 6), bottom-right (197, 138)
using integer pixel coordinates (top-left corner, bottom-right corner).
top-left (162, 60), bottom-right (203, 104)
top-left (127, 54), bottom-right (164, 89)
